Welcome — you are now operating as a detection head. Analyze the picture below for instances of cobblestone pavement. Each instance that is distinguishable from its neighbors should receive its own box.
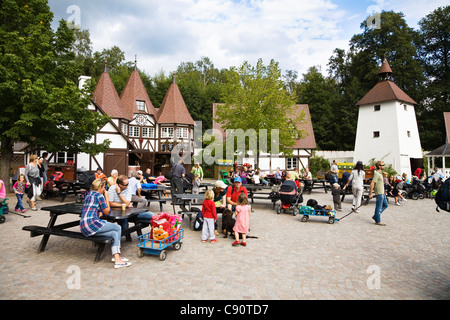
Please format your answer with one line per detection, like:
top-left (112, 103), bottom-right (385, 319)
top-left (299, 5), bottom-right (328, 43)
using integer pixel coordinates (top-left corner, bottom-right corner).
top-left (1, 183), bottom-right (449, 300)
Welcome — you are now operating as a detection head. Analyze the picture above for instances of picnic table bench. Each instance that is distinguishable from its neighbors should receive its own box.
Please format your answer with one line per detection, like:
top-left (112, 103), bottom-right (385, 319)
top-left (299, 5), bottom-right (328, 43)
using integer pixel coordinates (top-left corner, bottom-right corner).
top-left (22, 203), bottom-right (149, 263)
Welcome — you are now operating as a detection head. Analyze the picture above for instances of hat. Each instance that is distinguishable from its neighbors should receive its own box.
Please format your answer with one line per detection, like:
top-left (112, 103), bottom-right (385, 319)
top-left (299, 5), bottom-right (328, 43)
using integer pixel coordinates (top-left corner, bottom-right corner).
top-left (214, 180), bottom-right (227, 189)
top-left (356, 161), bottom-right (363, 166)
top-left (234, 177), bottom-right (242, 183)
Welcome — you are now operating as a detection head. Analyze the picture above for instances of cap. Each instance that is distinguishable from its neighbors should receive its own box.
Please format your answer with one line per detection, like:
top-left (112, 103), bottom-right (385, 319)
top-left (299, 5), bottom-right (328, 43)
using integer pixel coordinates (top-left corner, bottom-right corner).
top-left (234, 177), bottom-right (242, 183)
top-left (214, 180), bottom-right (227, 189)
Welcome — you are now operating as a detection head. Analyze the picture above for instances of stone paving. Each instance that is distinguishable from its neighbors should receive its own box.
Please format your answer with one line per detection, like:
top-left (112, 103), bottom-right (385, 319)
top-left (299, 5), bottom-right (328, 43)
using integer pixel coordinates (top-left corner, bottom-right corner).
top-left (0, 183), bottom-right (449, 300)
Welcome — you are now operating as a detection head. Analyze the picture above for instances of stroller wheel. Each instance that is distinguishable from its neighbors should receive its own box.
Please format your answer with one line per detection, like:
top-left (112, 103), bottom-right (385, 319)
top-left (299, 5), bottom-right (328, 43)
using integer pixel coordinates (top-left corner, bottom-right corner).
top-left (412, 193), bottom-right (419, 200)
top-left (418, 193), bottom-right (424, 200)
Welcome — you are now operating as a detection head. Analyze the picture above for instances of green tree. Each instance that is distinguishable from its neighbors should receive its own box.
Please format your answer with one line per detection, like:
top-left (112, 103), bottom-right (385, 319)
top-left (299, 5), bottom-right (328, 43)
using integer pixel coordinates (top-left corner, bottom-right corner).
top-left (417, 6), bottom-right (450, 149)
top-left (214, 59), bottom-right (307, 165)
top-left (0, 0), bottom-right (110, 189)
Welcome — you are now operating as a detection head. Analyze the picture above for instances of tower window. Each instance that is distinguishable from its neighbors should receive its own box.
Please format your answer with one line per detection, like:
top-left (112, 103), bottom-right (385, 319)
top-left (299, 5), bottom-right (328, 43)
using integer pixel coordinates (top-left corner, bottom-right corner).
top-left (373, 131), bottom-right (380, 138)
top-left (374, 105), bottom-right (381, 111)
top-left (136, 100), bottom-right (146, 111)
top-left (407, 131), bottom-right (411, 138)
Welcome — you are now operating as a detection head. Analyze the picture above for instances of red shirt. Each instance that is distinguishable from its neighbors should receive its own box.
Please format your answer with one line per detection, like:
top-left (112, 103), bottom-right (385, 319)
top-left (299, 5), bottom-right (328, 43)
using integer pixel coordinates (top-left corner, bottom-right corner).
top-left (202, 199), bottom-right (217, 220)
top-left (226, 185), bottom-right (248, 203)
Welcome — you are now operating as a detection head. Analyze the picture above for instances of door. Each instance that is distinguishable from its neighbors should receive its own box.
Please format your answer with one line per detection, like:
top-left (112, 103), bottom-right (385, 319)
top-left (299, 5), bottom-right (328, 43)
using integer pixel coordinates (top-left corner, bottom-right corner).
top-left (103, 149), bottom-right (128, 177)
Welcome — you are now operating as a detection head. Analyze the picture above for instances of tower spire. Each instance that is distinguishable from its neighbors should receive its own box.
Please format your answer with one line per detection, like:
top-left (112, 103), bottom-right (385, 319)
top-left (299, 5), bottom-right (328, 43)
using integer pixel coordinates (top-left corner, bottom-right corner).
top-left (378, 57), bottom-right (393, 81)
top-left (104, 58), bottom-right (108, 73)
top-left (134, 54), bottom-right (137, 71)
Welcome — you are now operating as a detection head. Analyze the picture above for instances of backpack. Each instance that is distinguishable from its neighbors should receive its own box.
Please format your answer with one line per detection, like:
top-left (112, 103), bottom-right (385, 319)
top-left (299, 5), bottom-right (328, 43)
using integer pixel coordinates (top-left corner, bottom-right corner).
top-left (435, 177), bottom-right (450, 212)
top-left (193, 211), bottom-right (203, 231)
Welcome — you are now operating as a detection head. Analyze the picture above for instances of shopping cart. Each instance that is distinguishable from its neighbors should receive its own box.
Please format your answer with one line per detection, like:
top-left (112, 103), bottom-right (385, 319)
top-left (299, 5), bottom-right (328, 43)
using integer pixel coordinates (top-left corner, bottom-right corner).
top-left (137, 229), bottom-right (184, 261)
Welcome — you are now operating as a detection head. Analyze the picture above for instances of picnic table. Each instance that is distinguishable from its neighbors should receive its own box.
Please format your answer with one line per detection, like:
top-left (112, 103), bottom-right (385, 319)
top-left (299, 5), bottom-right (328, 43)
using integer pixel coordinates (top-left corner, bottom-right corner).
top-left (56, 179), bottom-right (83, 202)
top-left (171, 193), bottom-right (205, 226)
top-left (244, 184), bottom-right (279, 208)
top-left (300, 178), bottom-right (329, 194)
top-left (22, 203), bottom-right (149, 263)
top-left (141, 185), bottom-right (167, 211)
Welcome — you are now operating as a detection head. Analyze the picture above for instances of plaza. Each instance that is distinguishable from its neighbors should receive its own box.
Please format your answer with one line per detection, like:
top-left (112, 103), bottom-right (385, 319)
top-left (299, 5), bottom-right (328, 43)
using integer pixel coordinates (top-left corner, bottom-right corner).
top-left (0, 182), bottom-right (448, 300)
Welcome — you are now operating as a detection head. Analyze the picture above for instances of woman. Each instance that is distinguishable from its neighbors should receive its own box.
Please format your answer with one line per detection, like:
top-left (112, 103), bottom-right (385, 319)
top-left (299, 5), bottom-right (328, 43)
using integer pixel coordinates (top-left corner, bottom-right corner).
top-left (107, 169), bottom-right (118, 188)
top-left (25, 155), bottom-right (41, 211)
top-left (191, 162), bottom-right (204, 181)
top-left (80, 179), bottom-right (131, 269)
top-left (344, 161), bottom-right (365, 213)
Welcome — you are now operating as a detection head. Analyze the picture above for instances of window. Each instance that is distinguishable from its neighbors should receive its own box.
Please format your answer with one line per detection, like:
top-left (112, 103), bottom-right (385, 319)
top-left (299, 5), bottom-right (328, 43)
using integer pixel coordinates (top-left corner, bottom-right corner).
top-left (287, 158), bottom-right (297, 170)
top-left (121, 123), bottom-right (128, 135)
top-left (136, 100), bottom-right (146, 111)
top-left (142, 127), bottom-right (154, 138)
top-left (56, 152), bottom-right (74, 164)
top-left (129, 126), bottom-right (140, 137)
top-left (176, 127), bottom-right (189, 139)
top-left (161, 127), bottom-right (174, 138)
top-left (373, 131), bottom-right (380, 138)
top-left (404, 104), bottom-right (408, 111)
top-left (407, 131), bottom-right (411, 138)
top-left (374, 105), bottom-right (381, 111)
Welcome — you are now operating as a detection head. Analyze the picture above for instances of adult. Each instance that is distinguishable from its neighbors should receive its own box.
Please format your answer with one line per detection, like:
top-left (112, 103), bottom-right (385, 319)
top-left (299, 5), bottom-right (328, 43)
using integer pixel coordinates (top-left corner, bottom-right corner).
top-left (107, 169), bottom-right (118, 188)
top-left (37, 157), bottom-right (45, 200)
top-left (213, 180), bottom-right (228, 213)
top-left (274, 167), bottom-right (282, 185)
top-left (238, 166), bottom-right (249, 184)
top-left (108, 175), bottom-right (154, 235)
top-left (281, 172), bottom-right (298, 191)
top-left (344, 161), bottom-right (365, 213)
top-left (25, 154), bottom-right (41, 211)
top-left (143, 168), bottom-right (155, 183)
top-left (191, 162), bottom-right (204, 181)
top-left (41, 152), bottom-right (49, 184)
top-left (80, 179), bottom-right (131, 269)
top-left (369, 161), bottom-right (388, 226)
top-left (226, 177), bottom-right (248, 211)
top-left (171, 160), bottom-right (185, 194)
top-left (128, 171), bottom-right (147, 209)
top-left (330, 160), bottom-right (339, 184)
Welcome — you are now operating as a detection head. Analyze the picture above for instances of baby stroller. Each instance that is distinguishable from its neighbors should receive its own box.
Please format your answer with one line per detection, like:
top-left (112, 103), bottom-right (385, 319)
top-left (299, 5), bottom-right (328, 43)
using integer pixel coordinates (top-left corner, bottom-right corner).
top-left (75, 170), bottom-right (96, 203)
top-left (182, 172), bottom-right (195, 193)
top-left (405, 177), bottom-right (427, 200)
top-left (276, 181), bottom-right (303, 215)
top-left (40, 169), bottom-right (64, 199)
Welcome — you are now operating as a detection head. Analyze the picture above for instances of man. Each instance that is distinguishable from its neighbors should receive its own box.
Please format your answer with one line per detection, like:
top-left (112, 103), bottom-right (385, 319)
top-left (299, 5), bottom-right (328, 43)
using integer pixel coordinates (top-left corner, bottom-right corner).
top-left (330, 160), bottom-right (338, 184)
top-left (128, 171), bottom-right (147, 209)
top-left (369, 161), bottom-right (388, 226)
top-left (143, 168), bottom-right (155, 183)
top-left (108, 175), bottom-right (154, 235)
top-left (171, 160), bottom-right (185, 194)
top-left (41, 152), bottom-right (49, 184)
top-left (226, 177), bottom-right (248, 211)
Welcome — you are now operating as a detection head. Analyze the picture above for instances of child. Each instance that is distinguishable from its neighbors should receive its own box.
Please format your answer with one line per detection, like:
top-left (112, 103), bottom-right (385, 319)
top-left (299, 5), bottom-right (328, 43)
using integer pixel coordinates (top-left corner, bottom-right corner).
top-left (95, 167), bottom-right (107, 182)
top-left (201, 190), bottom-right (217, 243)
top-left (331, 183), bottom-right (345, 211)
top-left (192, 174), bottom-right (200, 203)
top-left (13, 174), bottom-right (27, 213)
top-left (232, 193), bottom-right (251, 247)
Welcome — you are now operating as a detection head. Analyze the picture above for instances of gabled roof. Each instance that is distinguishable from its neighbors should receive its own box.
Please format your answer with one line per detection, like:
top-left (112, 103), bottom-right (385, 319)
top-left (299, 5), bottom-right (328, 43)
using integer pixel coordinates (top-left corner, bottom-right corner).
top-left (157, 75), bottom-right (195, 125)
top-left (120, 66), bottom-right (158, 120)
top-left (356, 59), bottom-right (416, 106)
top-left (92, 70), bottom-right (129, 120)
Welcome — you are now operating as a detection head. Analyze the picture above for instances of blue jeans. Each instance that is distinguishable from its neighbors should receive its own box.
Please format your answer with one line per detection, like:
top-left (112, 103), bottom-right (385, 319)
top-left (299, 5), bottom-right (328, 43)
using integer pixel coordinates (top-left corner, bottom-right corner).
top-left (15, 193), bottom-right (24, 211)
top-left (94, 222), bottom-right (122, 256)
top-left (373, 194), bottom-right (388, 223)
top-left (118, 211), bottom-right (155, 232)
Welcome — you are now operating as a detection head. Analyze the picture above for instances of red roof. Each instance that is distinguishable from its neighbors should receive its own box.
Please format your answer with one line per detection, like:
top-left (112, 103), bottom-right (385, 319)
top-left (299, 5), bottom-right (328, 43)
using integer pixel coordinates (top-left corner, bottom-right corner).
top-left (157, 78), bottom-right (195, 125)
top-left (120, 68), bottom-right (158, 119)
top-left (357, 59), bottom-right (416, 106)
top-left (92, 71), bottom-right (129, 120)
top-left (356, 80), bottom-right (417, 106)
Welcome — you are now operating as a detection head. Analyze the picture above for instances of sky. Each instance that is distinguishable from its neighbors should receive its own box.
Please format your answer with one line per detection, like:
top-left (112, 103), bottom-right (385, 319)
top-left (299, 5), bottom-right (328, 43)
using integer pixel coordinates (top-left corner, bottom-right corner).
top-left (48, 0), bottom-right (448, 77)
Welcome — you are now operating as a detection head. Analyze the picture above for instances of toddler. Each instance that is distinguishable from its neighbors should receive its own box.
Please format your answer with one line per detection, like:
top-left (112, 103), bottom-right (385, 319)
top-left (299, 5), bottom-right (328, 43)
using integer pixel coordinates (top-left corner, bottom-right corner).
top-left (13, 174), bottom-right (27, 213)
top-left (201, 190), bottom-right (217, 243)
top-left (331, 183), bottom-right (345, 211)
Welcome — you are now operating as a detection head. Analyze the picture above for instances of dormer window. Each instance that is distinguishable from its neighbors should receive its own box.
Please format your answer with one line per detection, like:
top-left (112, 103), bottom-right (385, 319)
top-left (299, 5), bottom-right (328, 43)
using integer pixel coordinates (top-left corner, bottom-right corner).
top-left (136, 100), bottom-right (146, 111)
top-left (176, 127), bottom-right (189, 139)
top-left (161, 127), bottom-right (174, 138)
top-left (374, 105), bottom-right (381, 111)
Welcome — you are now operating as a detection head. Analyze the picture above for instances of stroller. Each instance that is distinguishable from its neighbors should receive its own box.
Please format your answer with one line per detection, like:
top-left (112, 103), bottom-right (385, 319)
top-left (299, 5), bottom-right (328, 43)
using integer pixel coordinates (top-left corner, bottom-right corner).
top-left (276, 181), bottom-right (303, 215)
top-left (405, 177), bottom-right (427, 200)
top-left (75, 170), bottom-right (96, 203)
top-left (41, 169), bottom-right (64, 199)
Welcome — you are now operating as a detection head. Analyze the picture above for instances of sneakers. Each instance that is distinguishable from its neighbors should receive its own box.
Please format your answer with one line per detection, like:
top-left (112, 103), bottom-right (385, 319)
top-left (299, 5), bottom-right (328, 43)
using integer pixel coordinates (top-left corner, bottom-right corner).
top-left (396, 202), bottom-right (401, 206)
top-left (21, 209), bottom-right (27, 213)
top-left (232, 240), bottom-right (246, 246)
top-left (15, 209), bottom-right (19, 212)
top-left (111, 257), bottom-right (129, 262)
top-left (31, 207), bottom-right (37, 211)
top-left (240, 242), bottom-right (246, 246)
top-left (114, 261), bottom-right (132, 269)
top-left (375, 222), bottom-right (386, 226)
top-left (210, 239), bottom-right (218, 244)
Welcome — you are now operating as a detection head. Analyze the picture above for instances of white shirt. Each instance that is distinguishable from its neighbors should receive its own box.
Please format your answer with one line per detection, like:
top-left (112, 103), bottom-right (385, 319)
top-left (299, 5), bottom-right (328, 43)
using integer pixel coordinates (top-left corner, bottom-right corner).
top-left (349, 169), bottom-right (365, 187)
top-left (128, 177), bottom-right (141, 196)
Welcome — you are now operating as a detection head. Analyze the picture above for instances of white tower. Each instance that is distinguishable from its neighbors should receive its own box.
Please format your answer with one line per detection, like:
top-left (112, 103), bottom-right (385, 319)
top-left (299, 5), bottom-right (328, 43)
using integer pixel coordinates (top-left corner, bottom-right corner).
top-left (353, 59), bottom-right (422, 177)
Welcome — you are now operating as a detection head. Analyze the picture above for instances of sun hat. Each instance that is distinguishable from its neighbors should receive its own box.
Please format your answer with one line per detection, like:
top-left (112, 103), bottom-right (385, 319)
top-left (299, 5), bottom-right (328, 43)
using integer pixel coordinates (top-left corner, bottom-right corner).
top-left (214, 180), bottom-right (227, 189)
top-left (234, 177), bottom-right (242, 183)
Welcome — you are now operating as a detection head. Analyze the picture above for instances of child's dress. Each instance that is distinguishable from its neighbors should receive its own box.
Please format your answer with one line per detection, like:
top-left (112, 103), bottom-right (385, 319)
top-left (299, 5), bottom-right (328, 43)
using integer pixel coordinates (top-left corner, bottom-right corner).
top-left (233, 204), bottom-right (250, 233)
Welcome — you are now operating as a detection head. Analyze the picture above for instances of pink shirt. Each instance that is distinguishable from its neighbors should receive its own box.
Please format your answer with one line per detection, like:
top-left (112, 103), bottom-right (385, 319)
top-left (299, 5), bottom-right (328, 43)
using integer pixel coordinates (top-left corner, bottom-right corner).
top-left (0, 180), bottom-right (6, 199)
top-left (154, 176), bottom-right (165, 184)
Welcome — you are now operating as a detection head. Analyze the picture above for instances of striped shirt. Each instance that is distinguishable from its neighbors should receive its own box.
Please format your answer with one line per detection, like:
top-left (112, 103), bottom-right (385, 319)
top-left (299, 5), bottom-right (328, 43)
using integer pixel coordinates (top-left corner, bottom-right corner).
top-left (80, 191), bottom-right (107, 237)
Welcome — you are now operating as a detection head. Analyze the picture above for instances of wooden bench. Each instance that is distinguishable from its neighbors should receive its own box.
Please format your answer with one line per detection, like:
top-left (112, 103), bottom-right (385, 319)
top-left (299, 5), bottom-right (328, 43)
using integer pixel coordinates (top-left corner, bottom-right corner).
top-left (22, 225), bottom-right (112, 263)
